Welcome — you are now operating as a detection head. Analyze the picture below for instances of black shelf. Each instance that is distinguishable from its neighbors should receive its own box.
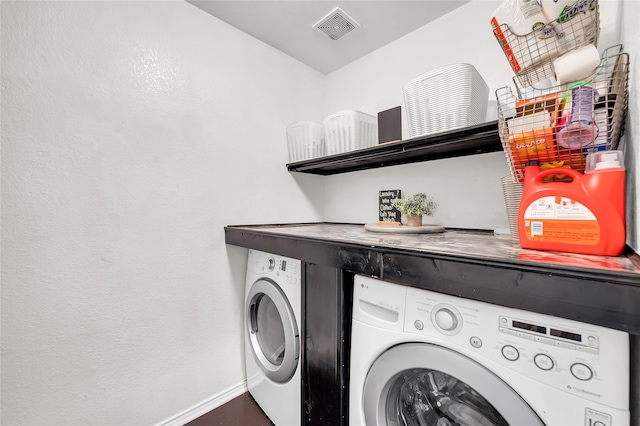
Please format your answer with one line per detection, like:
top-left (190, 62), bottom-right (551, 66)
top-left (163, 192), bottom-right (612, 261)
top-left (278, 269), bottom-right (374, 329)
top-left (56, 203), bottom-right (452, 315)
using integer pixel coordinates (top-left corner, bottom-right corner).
top-left (286, 120), bottom-right (502, 175)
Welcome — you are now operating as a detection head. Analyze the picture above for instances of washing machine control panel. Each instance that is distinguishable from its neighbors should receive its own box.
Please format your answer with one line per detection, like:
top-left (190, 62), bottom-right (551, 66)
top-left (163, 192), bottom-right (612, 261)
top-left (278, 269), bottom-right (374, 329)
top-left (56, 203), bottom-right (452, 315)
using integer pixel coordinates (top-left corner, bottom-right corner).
top-left (499, 316), bottom-right (599, 353)
top-left (403, 286), bottom-right (629, 411)
top-left (246, 250), bottom-right (301, 287)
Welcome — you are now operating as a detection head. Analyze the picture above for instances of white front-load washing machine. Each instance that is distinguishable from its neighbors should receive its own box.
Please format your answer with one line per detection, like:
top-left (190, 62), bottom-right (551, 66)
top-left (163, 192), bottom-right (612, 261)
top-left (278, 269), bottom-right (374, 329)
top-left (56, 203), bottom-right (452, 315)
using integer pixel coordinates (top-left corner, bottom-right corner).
top-left (244, 249), bottom-right (301, 426)
top-left (350, 275), bottom-right (630, 426)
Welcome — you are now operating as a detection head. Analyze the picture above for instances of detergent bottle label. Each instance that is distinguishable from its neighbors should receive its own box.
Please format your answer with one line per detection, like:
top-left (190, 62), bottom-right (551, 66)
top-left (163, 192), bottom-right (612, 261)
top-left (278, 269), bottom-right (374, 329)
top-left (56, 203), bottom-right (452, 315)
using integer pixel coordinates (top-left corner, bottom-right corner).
top-left (522, 196), bottom-right (600, 245)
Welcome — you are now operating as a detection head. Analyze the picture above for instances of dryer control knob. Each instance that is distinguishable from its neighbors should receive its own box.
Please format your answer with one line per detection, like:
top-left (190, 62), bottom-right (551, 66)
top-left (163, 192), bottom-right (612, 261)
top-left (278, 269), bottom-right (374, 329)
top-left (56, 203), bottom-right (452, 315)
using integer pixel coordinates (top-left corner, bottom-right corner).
top-left (266, 257), bottom-right (276, 271)
top-left (434, 308), bottom-right (458, 331)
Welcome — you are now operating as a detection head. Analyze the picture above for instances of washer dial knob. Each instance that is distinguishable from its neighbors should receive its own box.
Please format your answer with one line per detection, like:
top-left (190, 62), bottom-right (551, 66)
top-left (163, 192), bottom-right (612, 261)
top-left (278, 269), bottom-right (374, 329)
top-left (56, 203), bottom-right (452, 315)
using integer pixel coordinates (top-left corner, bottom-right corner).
top-left (534, 353), bottom-right (554, 371)
top-left (501, 345), bottom-right (520, 361)
top-left (430, 304), bottom-right (462, 335)
top-left (570, 362), bottom-right (594, 381)
top-left (435, 308), bottom-right (457, 330)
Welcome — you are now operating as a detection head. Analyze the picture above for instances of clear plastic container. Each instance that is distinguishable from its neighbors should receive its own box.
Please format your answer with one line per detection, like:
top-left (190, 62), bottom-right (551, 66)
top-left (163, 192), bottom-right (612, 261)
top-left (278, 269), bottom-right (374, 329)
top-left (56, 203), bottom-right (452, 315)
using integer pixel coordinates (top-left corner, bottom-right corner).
top-left (585, 149), bottom-right (625, 172)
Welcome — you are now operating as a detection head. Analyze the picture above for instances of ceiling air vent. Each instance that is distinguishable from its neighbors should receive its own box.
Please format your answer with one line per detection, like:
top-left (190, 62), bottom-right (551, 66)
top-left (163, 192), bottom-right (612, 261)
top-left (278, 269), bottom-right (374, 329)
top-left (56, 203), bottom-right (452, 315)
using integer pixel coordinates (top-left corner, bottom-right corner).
top-left (313, 7), bottom-right (361, 40)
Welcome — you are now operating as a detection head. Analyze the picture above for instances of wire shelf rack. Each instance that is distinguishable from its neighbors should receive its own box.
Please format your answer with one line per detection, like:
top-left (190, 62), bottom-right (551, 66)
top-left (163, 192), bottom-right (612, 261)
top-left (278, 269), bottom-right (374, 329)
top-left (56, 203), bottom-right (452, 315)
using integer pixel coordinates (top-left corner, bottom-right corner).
top-left (491, 0), bottom-right (600, 88)
top-left (496, 45), bottom-right (629, 183)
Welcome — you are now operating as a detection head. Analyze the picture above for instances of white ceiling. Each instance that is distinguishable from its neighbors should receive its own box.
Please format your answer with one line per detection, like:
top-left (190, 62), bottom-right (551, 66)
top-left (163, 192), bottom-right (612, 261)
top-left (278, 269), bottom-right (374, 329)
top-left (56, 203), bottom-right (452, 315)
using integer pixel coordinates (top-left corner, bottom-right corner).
top-left (186, 1), bottom-right (471, 74)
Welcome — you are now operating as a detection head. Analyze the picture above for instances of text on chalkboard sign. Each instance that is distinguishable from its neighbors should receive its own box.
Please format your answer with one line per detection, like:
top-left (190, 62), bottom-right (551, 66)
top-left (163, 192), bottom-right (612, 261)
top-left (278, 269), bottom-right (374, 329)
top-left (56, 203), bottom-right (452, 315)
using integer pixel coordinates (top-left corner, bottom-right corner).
top-left (379, 189), bottom-right (402, 223)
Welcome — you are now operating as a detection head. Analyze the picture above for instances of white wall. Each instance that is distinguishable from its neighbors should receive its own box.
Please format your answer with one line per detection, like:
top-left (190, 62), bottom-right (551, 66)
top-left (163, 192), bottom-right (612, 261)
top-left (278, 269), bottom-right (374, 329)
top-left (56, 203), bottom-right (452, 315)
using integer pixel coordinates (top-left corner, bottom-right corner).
top-left (322, 0), bottom-right (515, 229)
top-left (321, 0), bottom-right (631, 232)
top-left (1, 1), bottom-right (637, 425)
top-left (0, 1), bottom-right (324, 425)
top-left (621, 0), bottom-right (640, 251)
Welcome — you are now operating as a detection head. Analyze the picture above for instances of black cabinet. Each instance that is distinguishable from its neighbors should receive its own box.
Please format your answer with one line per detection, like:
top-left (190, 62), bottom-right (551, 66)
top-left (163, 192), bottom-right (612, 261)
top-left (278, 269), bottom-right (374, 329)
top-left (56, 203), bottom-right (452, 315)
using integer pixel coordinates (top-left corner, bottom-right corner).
top-left (302, 265), bottom-right (352, 425)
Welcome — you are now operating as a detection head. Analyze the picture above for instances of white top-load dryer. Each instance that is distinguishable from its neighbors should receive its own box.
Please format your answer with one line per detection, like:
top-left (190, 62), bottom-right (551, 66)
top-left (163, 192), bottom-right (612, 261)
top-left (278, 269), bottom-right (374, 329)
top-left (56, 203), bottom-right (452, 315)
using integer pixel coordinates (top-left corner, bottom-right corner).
top-left (244, 249), bottom-right (301, 426)
top-left (350, 275), bottom-right (630, 426)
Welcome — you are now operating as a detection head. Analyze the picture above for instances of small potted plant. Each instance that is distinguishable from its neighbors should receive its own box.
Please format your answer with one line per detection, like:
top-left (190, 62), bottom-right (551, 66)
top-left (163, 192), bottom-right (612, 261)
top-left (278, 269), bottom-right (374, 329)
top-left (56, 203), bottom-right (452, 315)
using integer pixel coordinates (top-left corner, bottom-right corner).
top-left (391, 192), bottom-right (438, 226)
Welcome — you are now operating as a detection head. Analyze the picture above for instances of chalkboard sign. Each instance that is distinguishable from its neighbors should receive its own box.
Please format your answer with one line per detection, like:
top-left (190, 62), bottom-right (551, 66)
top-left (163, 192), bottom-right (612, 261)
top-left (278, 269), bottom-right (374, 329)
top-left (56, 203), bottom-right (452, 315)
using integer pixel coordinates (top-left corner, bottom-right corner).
top-left (379, 189), bottom-right (401, 223)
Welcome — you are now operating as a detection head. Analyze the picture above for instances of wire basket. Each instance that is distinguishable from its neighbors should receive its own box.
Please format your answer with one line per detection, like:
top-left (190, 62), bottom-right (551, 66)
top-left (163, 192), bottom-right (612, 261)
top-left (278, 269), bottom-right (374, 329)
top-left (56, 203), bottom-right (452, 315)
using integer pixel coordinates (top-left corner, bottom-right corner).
top-left (496, 45), bottom-right (629, 182)
top-left (491, 0), bottom-right (599, 88)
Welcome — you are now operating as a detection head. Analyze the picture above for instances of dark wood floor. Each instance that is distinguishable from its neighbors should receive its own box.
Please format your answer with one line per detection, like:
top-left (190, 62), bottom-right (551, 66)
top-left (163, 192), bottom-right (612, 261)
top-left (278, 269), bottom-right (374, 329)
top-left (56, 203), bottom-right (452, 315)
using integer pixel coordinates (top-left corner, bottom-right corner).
top-left (186, 392), bottom-right (274, 426)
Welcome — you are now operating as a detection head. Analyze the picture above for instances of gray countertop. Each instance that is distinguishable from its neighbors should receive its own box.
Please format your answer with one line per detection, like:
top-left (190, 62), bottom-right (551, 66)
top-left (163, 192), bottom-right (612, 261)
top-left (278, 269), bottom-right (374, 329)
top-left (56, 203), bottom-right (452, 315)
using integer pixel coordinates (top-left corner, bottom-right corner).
top-left (228, 223), bottom-right (640, 277)
top-left (225, 222), bottom-right (640, 333)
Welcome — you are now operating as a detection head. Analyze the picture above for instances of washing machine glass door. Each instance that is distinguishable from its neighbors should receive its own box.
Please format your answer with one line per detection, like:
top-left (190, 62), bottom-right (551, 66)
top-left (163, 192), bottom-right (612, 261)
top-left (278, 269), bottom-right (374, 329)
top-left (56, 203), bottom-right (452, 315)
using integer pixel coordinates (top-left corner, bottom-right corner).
top-left (363, 343), bottom-right (544, 426)
top-left (246, 278), bottom-right (299, 383)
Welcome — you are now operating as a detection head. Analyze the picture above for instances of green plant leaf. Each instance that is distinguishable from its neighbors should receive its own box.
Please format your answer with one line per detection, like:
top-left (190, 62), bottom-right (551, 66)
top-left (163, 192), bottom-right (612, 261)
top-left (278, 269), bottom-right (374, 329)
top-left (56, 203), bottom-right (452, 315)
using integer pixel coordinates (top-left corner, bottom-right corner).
top-left (390, 192), bottom-right (438, 217)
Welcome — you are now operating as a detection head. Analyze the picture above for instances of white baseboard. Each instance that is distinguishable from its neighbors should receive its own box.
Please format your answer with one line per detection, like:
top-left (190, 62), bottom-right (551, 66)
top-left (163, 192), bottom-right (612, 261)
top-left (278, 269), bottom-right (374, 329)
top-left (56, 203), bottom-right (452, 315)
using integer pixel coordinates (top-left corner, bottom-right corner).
top-left (156, 381), bottom-right (248, 426)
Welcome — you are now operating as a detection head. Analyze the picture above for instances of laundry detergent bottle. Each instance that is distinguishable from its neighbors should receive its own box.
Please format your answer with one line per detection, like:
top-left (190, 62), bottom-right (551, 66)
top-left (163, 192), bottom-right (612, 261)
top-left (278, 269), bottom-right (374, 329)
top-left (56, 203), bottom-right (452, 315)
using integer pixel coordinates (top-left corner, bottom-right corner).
top-left (518, 151), bottom-right (626, 256)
